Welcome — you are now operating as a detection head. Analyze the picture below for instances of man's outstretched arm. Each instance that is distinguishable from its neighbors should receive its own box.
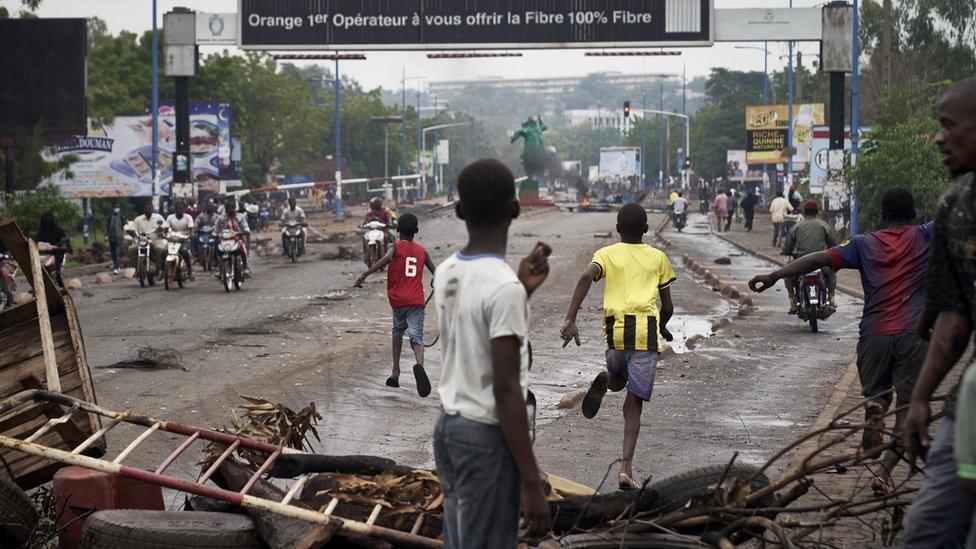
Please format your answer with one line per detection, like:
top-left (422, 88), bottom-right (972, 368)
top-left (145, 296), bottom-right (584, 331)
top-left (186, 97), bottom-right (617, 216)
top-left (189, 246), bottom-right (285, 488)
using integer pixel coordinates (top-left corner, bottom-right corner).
top-left (562, 263), bottom-right (600, 346)
top-left (749, 251), bottom-right (833, 293)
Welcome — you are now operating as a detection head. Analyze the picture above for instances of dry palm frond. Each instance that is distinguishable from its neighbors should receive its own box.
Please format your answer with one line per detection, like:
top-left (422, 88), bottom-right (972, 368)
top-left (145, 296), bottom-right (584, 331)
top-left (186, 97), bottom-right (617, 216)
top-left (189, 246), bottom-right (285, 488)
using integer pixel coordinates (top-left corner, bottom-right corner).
top-left (202, 395), bottom-right (322, 470)
top-left (315, 469), bottom-right (444, 516)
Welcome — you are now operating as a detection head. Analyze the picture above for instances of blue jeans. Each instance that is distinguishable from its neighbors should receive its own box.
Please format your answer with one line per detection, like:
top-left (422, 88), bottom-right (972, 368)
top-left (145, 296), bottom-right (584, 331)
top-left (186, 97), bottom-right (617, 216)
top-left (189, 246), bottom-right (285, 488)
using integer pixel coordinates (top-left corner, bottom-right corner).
top-left (392, 307), bottom-right (424, 346)
top-left (904, 419), bottom-right (976, 547)
top-left (109, 239), bottom-right (122, 270)
top-left (434, 411), bottom-right (520, 548)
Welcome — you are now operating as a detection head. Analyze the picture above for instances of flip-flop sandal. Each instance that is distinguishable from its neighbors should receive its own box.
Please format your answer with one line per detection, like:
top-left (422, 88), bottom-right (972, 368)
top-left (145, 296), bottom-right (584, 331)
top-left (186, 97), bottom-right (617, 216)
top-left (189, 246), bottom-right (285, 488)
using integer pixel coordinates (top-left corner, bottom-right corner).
top-left (582, 372), bottom-right (609, 419)
top-left (413, 363), bottom-right (432, 398)
top-left (385, 377), bottom-right (400, 388)
top-left (618, 474), bottom-right (636, 491)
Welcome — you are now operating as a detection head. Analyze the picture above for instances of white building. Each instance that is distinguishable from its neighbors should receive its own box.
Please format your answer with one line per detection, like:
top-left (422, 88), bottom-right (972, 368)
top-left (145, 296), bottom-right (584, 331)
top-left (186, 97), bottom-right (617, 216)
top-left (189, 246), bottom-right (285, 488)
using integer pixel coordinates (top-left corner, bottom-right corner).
top-left (565, 108), bottom-right (643, 134)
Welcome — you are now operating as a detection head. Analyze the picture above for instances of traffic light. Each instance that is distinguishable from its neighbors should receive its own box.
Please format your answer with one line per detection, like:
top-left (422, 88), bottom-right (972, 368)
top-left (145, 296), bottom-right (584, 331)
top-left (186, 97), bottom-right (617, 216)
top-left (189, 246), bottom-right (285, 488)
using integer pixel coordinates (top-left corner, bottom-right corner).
top-left (623, 101), bottom-right (631, 118)
top-left (683, 157), bottom-right (693, 169)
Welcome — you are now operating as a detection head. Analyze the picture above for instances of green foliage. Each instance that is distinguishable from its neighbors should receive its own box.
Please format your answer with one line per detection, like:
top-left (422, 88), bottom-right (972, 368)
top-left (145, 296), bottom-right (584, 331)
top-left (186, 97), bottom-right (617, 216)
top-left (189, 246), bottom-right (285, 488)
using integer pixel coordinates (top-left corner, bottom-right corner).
top-left (0, 188), bottom-right (81, 236)
top-left (851, 86), bottom-right (951, 231)
top-left (0, 126), bottom-right (78, 191)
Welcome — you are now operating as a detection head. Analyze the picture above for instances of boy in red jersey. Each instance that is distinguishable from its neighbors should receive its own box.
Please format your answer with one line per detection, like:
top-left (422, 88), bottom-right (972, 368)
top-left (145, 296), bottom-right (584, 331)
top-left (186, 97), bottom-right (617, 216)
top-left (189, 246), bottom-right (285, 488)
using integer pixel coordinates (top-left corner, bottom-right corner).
top-left (355, 213), bottom-right (436, 397)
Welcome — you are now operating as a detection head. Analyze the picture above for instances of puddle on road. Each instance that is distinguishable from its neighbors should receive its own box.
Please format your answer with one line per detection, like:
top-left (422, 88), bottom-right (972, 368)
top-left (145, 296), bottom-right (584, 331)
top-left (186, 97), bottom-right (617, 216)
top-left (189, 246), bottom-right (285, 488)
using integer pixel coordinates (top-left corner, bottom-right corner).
top-left (668, 316), bottom-right (715, 354)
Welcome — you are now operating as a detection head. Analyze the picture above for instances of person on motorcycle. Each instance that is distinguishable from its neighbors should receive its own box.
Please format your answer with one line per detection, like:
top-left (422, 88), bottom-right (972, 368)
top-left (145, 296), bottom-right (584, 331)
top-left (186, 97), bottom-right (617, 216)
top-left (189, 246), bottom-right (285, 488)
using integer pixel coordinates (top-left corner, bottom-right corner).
top-left (165, 200), bottom-right (195, 281)
top-left (35, 211), bottom-right (71, 287)
top-left (671, 191), bottom-right (689, 225)
top-left (280, 197), bottom-right (307, 256)
top-left (362, 197), bottom-right (395, 256)
top-left (127, 202), bottom-right (168, 275)
top-left (194, 202), bottom-right (218, 264)
top-left (780, 200), bottom-right (838, 313)
top-left (215, 197), bottom-right (251, 277)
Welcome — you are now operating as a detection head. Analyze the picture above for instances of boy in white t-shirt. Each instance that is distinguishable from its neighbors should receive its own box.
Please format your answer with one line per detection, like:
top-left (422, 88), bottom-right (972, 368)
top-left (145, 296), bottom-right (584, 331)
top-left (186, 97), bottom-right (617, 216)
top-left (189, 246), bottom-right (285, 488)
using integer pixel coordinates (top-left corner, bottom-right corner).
top-left (433, 159), bottom-right (551, 547)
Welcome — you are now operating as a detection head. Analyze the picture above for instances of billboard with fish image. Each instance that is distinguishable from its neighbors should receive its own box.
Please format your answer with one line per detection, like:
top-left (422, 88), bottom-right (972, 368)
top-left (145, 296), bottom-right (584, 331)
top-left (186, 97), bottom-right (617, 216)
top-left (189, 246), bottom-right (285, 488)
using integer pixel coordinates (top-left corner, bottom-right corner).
top-left (44, 101), bottom-right (234, 198)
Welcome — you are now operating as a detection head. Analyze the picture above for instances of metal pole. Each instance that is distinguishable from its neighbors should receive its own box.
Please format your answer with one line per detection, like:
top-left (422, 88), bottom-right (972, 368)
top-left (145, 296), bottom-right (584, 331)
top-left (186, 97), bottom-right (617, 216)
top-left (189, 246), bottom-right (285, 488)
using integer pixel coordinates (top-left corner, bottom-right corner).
top-left (384, 125), bottom-right (389, 180)
top-left (82, 198), bottom-right (91, 245)
top-left (151, 0), bottom-right (159, 204)
top-left (850, 0), bottom-right (861, 235)
top-left (641, 90), bottom-right (647, 191)
top-left (681, 63), bottom-right (687, 189)
top-left (786, 1), bottom-right (795, 197)
top-left (763, 41), bottom-right (769, 192)
top-left (658, 82), bottom-right (664, 188)
top-left (334, 57), bottom-right (343, 220)
top-left (416, 88), bottom-right (422, 201)
top-left (400, 67), bottom-right (406, 177)
top-left (434, 128), bottom-right (440, 194)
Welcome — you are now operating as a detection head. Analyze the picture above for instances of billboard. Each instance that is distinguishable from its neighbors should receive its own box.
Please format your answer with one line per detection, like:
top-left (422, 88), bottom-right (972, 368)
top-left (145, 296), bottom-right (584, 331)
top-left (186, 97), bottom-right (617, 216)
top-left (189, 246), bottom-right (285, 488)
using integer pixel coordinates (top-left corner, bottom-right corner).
top-left (726, 150), bottom-right (764, 182)
top-left (0, 19), bottom-right (87, 140)
top-left (239, 0), bottom-right (713, 50)
top-left (713, 8), bottom-right (822, 41)
top-left (745, 104), bottom-right (825, 165)
top-left (600, 147), bottom-right (641, 177)
top-left (44, 102), bottom-right (234, 198)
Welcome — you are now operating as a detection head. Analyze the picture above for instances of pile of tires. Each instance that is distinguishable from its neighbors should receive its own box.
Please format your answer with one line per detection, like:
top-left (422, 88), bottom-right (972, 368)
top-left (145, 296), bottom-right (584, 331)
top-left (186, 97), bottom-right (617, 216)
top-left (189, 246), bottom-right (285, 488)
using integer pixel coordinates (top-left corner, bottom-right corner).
top-left (81, 510), bottom-right (264, 548)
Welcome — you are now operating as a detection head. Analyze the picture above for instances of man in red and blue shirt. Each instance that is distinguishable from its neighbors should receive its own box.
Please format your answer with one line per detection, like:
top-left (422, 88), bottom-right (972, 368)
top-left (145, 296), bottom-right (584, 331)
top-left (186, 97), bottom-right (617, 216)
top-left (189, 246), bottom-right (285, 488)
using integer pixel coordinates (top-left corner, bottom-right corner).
top-left (356, 213), bottom-right (436, 397)
top-left (749, 188), bottom-right (932, 479)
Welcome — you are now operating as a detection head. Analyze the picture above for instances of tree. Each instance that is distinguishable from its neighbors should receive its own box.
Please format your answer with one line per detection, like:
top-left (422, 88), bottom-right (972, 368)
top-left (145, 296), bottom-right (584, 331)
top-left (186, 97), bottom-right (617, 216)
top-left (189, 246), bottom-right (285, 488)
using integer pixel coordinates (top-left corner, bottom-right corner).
top-left (851, 85), bottom-right (951, 231)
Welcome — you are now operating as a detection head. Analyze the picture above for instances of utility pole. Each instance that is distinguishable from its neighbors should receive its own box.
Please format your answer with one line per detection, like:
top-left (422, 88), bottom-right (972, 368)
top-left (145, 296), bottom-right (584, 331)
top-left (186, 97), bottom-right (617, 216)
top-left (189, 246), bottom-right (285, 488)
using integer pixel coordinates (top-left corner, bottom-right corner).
top-left (334, 56), bottom-right (343, 219)
top-left (851, 0), bottom-right (861, 235)
top-left (796, 52), bottom-right (803, 102)
top-left (163, 8), bottom-right (196, 208)
top-left (681, 63), bottom-right (687, 188)
top-left (786, 0), bottom-right (795, 196)
top-left (658, 81), bottom-right (664, 188)
top-left (641, 90), bottom-right (647, 191)
top-left (151, 0), bottom-right (159, 207)
top-left (400, 67), bottom-right (406, 177)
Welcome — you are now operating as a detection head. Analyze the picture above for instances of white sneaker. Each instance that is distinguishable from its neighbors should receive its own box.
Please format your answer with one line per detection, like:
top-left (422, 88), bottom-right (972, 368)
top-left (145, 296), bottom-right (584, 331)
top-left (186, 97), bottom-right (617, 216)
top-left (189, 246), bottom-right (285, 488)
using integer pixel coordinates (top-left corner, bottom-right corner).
top-left (112, 268), bottom-right (120, 274)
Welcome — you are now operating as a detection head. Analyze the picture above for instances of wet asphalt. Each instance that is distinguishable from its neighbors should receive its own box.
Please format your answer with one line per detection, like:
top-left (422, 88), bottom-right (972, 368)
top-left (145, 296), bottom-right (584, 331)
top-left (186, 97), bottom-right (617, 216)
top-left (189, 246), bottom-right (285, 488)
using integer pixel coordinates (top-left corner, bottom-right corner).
top-left (68, 209), bottom-right (861, 491)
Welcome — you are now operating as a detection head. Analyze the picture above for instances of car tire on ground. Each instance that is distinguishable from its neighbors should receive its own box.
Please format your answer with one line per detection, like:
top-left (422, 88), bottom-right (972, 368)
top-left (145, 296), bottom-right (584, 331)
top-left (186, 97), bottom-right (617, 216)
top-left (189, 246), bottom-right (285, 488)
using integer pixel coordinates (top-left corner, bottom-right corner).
top-left (0, 475), bottom-right (39, 547)
top-left (646, 463), bottom-right (772, 516)
top-left (81, 510), bottom-right (264, 549)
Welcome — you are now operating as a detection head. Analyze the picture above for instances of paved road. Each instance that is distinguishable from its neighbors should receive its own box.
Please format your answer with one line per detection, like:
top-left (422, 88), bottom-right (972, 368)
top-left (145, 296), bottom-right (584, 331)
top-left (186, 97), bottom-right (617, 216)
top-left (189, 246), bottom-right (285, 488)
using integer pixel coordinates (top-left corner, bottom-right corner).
top-left (69, 208), bottom-right (861, 491)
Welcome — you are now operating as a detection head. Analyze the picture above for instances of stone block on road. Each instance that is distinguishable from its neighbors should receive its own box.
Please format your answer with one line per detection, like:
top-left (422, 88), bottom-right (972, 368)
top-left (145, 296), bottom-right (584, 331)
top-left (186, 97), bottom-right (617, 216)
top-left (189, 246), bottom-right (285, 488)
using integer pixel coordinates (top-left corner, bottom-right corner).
top-left (94, 273), bottom-right (114, 285)
top-left (121, 268), bottom-right (136, 279)
top-left (65, 278), bottom-right (84, 290)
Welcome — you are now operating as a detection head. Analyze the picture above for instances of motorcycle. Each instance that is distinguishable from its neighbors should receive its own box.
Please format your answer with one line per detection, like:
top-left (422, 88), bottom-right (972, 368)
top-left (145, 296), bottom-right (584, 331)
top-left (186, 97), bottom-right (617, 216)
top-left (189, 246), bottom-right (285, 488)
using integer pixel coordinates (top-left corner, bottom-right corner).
top-left (216, 230), bottom-right (244, 292)
top-left (197, 226), bottom-right (215, 272)
top-left (673, 210), bottom-right (687, 232)
top-left (0, 251), bottom-right (17, 310)
top-left (792, 269), bottom-right (830, 333)
top-left (361, 220), bottom-right (388, 267)
top-left (163, 231), bottom-right (191, 291)
top-left (37, 242), bottom-right (68, 287)
top-left (245, 204), bottom-right (260, 233)
top-left (281, 220), bottom-right (306, 264)
top-left (129, 231), bottom-right (157, 288)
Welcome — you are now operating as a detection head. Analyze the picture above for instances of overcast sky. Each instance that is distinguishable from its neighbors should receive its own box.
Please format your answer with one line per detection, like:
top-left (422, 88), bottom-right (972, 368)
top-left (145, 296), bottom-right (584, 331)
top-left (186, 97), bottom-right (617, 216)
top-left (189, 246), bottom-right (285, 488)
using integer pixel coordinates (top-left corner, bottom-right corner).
top-left (5, 0), bottom-right (830, 90)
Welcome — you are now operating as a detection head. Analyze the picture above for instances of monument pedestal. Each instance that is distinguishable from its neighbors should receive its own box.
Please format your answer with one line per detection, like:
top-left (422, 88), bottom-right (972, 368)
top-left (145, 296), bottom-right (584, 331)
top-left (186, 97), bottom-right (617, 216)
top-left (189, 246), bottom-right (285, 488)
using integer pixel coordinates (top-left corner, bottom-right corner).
top-left (518, 178), bottom-right (540, 201)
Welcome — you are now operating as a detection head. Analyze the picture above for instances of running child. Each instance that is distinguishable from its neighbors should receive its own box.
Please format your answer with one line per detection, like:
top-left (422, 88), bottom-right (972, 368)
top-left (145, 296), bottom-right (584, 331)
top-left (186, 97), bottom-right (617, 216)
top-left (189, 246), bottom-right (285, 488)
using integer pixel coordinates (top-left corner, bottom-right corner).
top-left (561, 203), bottom-right (676, 490)
top-left (355, 213), bottom-right (435, 397)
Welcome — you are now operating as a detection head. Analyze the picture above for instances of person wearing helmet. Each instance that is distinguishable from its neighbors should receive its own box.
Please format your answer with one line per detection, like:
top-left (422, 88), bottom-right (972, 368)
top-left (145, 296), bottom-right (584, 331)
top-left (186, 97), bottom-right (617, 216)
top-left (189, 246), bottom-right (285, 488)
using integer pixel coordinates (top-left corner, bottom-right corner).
top-left (781, 200), bottom-right (837, 312)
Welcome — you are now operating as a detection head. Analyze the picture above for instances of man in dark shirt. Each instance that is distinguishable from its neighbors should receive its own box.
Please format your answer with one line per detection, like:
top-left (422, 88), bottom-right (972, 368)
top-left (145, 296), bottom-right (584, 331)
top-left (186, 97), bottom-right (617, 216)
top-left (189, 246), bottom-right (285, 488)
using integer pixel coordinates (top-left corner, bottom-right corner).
top-left (781, 201), bottom-right (838, 312)
top-left (750, 188), bottom-right (932, 485)
top-left (901, 76), bottom-right (976, 547)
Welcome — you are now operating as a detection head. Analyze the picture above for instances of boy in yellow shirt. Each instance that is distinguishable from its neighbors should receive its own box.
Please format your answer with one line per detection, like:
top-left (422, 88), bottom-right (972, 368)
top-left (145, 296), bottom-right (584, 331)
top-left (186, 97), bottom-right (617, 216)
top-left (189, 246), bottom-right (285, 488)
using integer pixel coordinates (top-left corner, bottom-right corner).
top-left (561, 203), bottom-right (676, 490)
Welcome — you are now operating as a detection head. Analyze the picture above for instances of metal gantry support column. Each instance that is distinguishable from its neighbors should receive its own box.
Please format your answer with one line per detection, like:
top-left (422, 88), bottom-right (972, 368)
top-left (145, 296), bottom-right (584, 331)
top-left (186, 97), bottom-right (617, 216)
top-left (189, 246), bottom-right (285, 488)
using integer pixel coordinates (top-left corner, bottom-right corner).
top-left (151, 0), bottom-right (159, 206)
top-left (850, 0), bottom-right (861, 236)
top-left (334, 57), bottom-right (343, 220)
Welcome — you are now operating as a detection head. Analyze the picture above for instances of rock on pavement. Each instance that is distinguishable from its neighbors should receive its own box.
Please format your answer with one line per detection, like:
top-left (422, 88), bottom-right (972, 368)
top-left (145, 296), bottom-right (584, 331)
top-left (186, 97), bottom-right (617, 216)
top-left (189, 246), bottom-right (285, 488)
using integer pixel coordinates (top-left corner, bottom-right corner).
top-left (94, 273), bottom-right (114, 285)
top-left (65, 278), bottom-right (84, 290)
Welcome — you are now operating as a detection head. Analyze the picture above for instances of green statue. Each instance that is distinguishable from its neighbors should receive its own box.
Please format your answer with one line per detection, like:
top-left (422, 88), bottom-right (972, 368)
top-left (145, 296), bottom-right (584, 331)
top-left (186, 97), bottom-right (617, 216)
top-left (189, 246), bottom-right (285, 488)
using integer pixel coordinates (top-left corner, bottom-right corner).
top-left (511, 115), bottom-right (548, 179)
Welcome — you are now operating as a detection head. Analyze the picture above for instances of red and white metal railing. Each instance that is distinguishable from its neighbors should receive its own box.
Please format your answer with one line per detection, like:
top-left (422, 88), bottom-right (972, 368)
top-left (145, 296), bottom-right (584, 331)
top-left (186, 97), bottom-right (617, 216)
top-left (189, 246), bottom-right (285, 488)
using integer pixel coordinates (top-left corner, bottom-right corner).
top-left (0, 389), bottom-right (440, 548)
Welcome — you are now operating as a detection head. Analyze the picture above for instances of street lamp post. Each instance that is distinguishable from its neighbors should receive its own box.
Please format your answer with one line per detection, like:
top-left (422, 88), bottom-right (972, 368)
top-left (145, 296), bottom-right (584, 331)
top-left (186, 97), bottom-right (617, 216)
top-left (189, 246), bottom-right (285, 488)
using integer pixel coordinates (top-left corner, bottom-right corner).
top-left (151, 0), bottom-right (159, 206)
top-left (787, 0), bottom-right (795, 197)
top-left (371, 116), bottom-right (403, 203)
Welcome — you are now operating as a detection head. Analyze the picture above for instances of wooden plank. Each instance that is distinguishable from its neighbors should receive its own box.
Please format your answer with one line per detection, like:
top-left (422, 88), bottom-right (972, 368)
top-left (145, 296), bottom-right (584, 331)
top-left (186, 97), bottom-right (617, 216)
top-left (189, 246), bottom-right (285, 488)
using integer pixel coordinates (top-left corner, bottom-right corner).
top-left (28, 240), bottom-right (60, 392)
top-left (0, 344), bottom-right (76, 395)
top-left (0, 371), bottom-right (85, 435)
top-left (0, 299), bottom-right (39, 332)
top-left (0, 314), bottom-right (71, 365)
top-left (61, 292), bottom-right (102, 432)
top-left (0, 326), bottom-right (72, 370)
